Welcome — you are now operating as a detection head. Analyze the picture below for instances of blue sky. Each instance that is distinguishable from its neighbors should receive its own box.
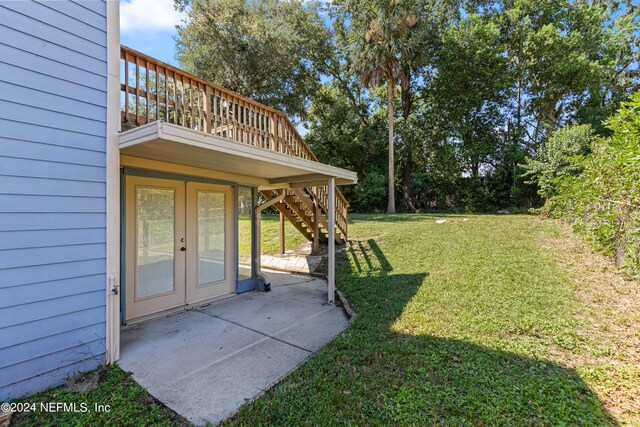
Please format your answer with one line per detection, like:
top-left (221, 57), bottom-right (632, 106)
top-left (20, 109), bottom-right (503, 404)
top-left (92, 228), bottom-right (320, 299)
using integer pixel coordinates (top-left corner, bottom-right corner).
top-left (120, 0), bottom-right (184, 65)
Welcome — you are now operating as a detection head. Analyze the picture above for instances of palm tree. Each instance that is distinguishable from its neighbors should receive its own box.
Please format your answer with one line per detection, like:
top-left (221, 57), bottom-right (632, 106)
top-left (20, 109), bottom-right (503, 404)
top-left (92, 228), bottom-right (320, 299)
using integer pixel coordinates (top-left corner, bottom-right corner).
top-left (351, 0), bottom-right (418, 214)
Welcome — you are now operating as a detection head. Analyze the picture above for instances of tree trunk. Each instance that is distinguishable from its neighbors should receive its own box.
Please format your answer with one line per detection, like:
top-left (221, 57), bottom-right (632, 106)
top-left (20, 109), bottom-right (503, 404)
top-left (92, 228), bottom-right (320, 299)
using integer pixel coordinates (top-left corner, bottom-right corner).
top-left (387, 77), bottom-right (396, 214)
top-left (400, 70), bottom-right (416, 212)
top-left (516, 75), bottom-right (522, 137)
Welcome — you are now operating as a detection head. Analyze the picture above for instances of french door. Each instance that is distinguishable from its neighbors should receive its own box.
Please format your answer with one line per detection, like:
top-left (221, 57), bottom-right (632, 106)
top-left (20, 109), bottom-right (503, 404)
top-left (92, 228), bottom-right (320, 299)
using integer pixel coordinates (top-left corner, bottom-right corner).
top-left (125, 176), bottom-right (234, 321)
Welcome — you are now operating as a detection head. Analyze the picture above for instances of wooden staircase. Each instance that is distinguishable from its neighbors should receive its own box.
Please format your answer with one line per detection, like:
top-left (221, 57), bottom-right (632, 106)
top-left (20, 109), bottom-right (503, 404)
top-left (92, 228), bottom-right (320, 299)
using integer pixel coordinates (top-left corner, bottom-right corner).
top-left (260, 187), bottom-right (347, 246)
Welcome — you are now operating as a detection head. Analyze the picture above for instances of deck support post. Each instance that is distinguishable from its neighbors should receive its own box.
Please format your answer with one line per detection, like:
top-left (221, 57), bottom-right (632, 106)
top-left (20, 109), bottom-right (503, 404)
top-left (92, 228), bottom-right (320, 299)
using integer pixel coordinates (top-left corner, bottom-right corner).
top-left (328, 177), bottom-right (336, 304)
top-left (279, 211), bottom-right (285, 255)
top-left (312, 194), bottom-right (320, 255)
top-left (254, 190), bottom-right (286, 289)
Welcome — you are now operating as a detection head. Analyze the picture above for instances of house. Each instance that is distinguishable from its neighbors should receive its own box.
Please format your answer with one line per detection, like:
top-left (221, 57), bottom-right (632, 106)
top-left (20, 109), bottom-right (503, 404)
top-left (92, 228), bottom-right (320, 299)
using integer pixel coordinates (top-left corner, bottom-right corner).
top-left (0, 0), bottom-right (356, 401)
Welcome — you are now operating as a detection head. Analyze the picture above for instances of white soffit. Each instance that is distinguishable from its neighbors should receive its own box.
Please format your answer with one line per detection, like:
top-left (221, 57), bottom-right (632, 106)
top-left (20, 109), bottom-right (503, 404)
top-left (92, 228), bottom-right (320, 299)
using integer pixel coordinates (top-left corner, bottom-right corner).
top-left (118, 122), bottom-right (357, 186)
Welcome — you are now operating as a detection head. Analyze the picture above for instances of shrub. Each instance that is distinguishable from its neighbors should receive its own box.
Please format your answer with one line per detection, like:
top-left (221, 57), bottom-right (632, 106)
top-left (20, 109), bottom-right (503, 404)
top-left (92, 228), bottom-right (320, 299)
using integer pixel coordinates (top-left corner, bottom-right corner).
top-left (521, 124), bottom-right (594, 200)
top-left (353, 171), bottom-right (388, 212)
top-left (526, 93), bottom-right (640, 276)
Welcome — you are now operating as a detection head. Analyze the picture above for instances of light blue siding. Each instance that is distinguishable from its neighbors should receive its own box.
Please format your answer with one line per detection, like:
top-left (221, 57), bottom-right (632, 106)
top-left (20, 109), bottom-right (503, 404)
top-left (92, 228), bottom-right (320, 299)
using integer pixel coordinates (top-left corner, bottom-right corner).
top-left (0, 176), bottom-right (105, 197)
top-left (0, 0), bottom-right (108, 400)
top-left (0, 101), bottom-right (106, 136)
top-left (0, 28), bottom-right (106, 76)
top-left (4, 1), bottom-right (106, 45)
top-left (0, 139), bottom-right (105, 167)
top-left (0, 5), bottom-right (106, 60)
top-left (0, 229), bottom-right (105, 250)
top-left (0, 119), bottom-right (106, 152)
top-left (0, 323), bottom-right (106, 370)
top-left (0, 339), bottom-right (106, 389)
top-left (72, 0), bottom-right (107, 17)
top-left (1, 259), bottom-right (106, 289)
top-left (0, 64), bottom-right (107, 107)
top-left (0, 157), bottom-right (106, 182)
top-left (0, 274), bottom-right (105, 308)
top-left (0, 213), bottom-right (106, 232)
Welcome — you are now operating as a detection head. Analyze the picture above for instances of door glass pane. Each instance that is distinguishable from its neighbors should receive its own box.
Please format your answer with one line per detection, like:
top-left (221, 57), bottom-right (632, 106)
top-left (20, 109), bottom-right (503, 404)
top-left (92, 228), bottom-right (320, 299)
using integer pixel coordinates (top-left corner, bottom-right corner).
top-left (198, 191), bottom-right (225, 285)
top-left (237, 187), bottom-right (253, 280)
top-left (136, 187), bottom-right (175, 299)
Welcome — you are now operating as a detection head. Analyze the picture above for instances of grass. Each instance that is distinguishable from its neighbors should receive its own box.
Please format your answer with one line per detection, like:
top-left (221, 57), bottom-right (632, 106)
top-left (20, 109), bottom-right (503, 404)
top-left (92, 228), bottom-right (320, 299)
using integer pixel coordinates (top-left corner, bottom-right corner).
top-left (10, 366), bottom-right (188, 426)
top-left (12, 214), bottom-right (640, 425)
top-left (225, 213), bottom-right (639, 426)
top-left (239, 214), bottom-right (308, 256)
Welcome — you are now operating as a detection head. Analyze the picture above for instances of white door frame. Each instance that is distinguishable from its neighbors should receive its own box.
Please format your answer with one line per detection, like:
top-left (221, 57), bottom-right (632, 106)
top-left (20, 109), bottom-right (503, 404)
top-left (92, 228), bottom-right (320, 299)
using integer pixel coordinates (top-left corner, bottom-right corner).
top-left (186, 182), bottom-right (236, 304)
top-left (122, 176), bottom-right (236, 323)
top-left (125, 177), bottom-right (187, 320)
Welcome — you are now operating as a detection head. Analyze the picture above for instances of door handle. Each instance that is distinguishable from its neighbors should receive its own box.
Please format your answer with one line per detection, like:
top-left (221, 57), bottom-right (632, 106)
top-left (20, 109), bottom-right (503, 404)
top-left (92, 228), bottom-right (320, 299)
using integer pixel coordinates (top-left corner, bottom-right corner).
top-left (180, 247), bottom-right (186, 251)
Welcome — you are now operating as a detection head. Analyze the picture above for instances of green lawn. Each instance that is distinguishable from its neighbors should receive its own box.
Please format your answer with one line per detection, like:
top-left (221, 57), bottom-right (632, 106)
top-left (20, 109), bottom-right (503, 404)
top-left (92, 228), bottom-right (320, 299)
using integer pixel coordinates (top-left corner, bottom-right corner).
top-left (12, 214), bottom-right (640, 426)
top-left (238, 214), bottom-right (308, 256)
top-left (225, 214), bottom-right (639, 426)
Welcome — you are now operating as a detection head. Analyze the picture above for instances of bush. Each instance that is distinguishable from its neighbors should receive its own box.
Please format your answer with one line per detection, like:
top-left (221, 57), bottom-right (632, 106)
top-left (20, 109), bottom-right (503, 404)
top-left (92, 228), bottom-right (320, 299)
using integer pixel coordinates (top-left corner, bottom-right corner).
top-left (521, 124), bottom-right (594, 200)
top-left (527, 93), bottom-right (640, 276)
top-left (353, 171), bottom-right (388, 212)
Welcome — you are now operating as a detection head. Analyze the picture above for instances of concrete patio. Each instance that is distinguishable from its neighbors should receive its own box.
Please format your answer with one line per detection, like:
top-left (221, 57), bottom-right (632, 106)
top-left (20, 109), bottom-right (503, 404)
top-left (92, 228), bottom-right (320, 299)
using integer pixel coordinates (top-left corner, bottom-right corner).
top-left (119, 271), bottom-right (350, 426)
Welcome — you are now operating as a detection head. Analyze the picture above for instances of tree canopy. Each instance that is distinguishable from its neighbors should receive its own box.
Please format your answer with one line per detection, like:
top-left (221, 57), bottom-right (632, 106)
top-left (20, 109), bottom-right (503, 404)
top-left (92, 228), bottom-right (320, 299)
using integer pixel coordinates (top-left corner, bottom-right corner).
top-left (174, 0), bottom-right (640, 212)
top-left (175, 0), bottom-right (331, 119)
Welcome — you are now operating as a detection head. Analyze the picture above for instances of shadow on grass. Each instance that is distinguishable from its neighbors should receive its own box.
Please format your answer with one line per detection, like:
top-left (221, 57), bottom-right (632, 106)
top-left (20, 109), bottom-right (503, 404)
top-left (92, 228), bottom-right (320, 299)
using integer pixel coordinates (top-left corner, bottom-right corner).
top-left (328, 240), bottom-right (616, 426)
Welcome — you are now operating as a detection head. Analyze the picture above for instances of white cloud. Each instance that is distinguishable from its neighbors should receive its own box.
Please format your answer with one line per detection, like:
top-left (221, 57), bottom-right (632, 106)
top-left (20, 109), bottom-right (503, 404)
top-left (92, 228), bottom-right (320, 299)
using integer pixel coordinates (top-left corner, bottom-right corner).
top-left (120, 0), bottom-right (186, 34)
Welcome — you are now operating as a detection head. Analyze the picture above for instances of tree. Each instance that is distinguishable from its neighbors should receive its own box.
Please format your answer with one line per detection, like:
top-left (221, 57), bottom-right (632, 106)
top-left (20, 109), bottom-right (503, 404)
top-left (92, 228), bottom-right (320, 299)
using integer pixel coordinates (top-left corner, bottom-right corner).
top-left (346, 0), bottom-right (420, 213)
top-left (175, 0), bottom-right (331, 119)
top-left (431, 13), bottom-right (510, 179)
top-left (500, 0), bottom-right (640, 148)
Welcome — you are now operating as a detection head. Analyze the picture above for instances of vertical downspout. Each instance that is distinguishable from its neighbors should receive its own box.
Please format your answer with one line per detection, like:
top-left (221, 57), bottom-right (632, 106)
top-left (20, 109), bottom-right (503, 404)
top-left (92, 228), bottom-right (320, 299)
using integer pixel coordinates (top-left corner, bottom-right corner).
top-left (105, 0), bottom-right (121, 363)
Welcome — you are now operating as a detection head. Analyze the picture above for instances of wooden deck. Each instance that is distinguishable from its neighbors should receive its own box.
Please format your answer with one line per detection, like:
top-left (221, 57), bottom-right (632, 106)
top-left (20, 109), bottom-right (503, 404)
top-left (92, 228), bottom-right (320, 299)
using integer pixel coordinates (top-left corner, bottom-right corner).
top-left (119, 46), bottom-right (348, 242)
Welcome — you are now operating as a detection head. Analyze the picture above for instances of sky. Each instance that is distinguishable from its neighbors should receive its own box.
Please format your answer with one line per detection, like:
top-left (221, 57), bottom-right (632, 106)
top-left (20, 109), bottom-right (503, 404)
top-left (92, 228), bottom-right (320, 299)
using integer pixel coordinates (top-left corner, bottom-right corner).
top-left (120, 0), bottom-right (184, 66)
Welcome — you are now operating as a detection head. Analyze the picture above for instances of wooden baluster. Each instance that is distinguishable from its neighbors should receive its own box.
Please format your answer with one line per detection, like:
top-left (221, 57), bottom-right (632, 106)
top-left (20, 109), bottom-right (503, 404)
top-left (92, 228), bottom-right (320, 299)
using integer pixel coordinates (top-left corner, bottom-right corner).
top-left (223, 93), bottom-right (228, 137)
top-left (172, 72), bottom-right (178, 125)
top-left (240, 101), bottom-right (244, 143)
top-left (189, 78), bottom-right (194, 128)
top-left (145, 59), bottom-right (149, 123)
top-left (254, 108), bottom-right (257, 146)
top-left (153, 64), bottom-right (159, 121)
top-left (250, 107), bottom-right (255, 146)
top-left (135, 56), bottom-right (140, 125)
top-left (162, 68), bottom-right (167, 122)
top-left (219, 92), bottom-right (223, 136)
top-left (183, 77), bottom-right (188, 128)
top-left (213, 90), bottom-right (219, 135)
top-left (240, 101), bottom-right (245, 143)
top-left (123, 51), bottom-right (129, 126)
top-left (261, 109), bottom-right (265, 148)
top-left (180, 75), bottom-right (185, 127)
top-left (230, 96), bottom-right (234, 140)
top-left (197, 82), bottom-right (201, 129)
top-left (245, 103), bottom-right (249, 144)
top-left (156, 66), bottom-right (162, 121)
top-left (272, 113), bottom-right (277, 152)
top-left (204, 85), bottom-right (212, 133)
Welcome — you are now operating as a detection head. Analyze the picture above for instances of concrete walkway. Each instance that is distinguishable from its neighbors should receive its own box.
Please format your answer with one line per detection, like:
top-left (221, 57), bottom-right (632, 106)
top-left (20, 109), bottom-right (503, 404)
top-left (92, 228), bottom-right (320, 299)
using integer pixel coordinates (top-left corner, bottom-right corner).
top-left (260, 254), bottom-right (323, 274)
top-left (119, 271), bottom-right (349, 426)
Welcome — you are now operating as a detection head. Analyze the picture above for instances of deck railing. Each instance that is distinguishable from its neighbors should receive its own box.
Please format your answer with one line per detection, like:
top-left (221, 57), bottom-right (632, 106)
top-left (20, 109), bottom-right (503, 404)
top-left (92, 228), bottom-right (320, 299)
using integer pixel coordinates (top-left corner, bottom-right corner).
top-left (120, 45), bottom-right (348, 238)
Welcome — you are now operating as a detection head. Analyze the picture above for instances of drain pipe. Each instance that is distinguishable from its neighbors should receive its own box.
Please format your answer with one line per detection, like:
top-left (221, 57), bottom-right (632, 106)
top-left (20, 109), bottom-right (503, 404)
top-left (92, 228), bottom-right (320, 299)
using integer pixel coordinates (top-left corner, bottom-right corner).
top-left (254, 189), bottom-right (286, 292)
